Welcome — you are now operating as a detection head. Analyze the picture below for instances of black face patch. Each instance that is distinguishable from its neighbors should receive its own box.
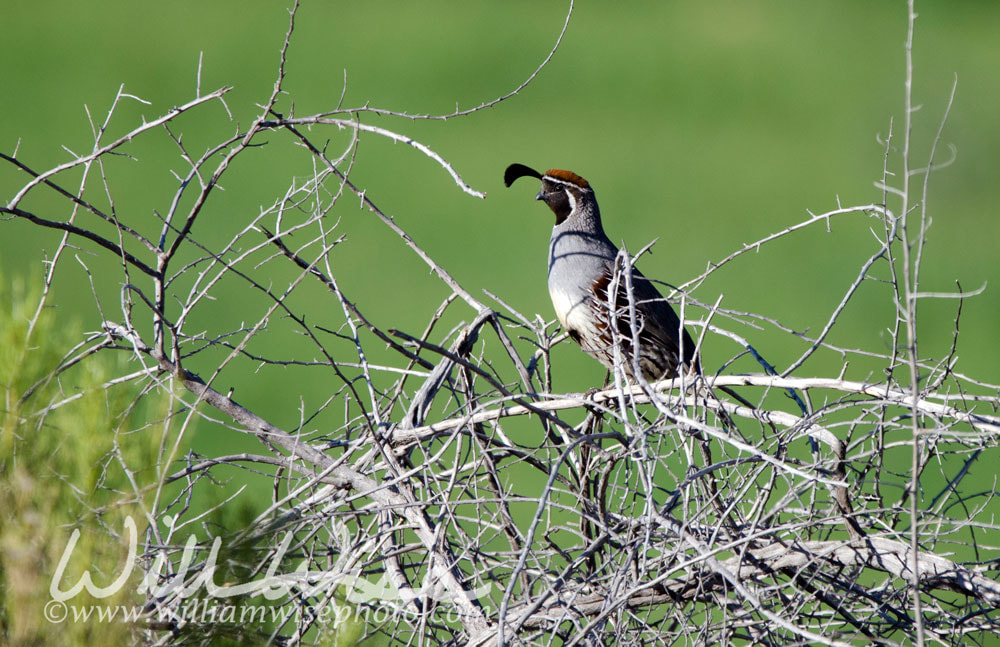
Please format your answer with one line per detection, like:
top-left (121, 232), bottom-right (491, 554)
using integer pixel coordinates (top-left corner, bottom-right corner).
top-left (539, 181), bottom-right (572, 224)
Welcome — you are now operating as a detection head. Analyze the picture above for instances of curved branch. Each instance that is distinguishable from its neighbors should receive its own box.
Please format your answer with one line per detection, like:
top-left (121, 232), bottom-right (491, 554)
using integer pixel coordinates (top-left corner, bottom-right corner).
top-left (262, 117), bottom-right (485, 198)
top-left (2, 206), bottom-right (158, 278)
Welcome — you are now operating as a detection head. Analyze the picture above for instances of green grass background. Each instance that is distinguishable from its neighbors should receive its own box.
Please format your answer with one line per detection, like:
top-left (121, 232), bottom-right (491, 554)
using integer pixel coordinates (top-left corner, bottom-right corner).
top-left (4, 1), bottom-right (999, 489)
top-left (3, 0), bottom-right (999, 474)
top-left (4, 0), bottom-right (998, 382)
top-left (3, 1), bottom-right (1000, 643)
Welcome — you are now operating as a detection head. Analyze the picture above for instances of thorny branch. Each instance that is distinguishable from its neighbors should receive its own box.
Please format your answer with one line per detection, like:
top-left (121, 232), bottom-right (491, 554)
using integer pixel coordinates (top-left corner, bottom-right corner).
top-left (4, 2), bottom-right (999, 646)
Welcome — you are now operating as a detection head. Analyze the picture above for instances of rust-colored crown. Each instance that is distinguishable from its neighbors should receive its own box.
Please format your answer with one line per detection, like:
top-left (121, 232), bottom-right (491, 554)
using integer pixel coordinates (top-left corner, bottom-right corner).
top-left (544, 169), bottom-right (591, 189)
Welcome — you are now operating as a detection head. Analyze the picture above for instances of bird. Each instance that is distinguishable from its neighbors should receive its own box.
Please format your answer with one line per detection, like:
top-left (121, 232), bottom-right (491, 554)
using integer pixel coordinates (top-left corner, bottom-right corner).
top-left (504, 163), bottom-right (698, 382)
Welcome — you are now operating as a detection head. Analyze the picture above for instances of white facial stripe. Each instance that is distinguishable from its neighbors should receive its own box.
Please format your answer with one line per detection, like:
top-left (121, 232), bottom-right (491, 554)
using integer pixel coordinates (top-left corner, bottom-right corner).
top-left (545, 176), bottom-right (584, 189)
top-left (566, 190), bottom-right (577, 213)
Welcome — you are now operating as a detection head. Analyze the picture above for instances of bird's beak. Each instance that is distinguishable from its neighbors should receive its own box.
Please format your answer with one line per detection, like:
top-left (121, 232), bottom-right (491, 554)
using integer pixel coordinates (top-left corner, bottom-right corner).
top-left (535, 190), bottom-right (545, 201)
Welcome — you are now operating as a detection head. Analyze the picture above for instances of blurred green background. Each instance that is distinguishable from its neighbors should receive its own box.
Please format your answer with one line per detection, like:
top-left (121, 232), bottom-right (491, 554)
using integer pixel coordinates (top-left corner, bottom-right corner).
top-left (4, 3), bottom-right (1000, 643)
top-left (3, 1), bottom-right (998, 498)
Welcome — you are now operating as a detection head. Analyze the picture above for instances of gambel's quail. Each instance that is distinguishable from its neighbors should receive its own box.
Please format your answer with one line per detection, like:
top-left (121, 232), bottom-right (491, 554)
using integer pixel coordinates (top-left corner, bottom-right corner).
top-left (504, 163), bottom-right (697, 382)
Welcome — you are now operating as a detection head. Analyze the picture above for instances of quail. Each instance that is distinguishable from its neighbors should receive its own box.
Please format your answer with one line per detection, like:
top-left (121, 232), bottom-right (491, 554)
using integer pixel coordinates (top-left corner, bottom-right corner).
top-left (504, 163), bottom-right (698, 382)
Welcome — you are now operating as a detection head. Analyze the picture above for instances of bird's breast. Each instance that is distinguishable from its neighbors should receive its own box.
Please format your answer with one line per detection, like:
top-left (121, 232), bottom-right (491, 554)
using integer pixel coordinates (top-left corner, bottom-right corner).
top-left (548, 269), bottom-right (607, 345)
top-left (546, 226), bottom-right (621, 344)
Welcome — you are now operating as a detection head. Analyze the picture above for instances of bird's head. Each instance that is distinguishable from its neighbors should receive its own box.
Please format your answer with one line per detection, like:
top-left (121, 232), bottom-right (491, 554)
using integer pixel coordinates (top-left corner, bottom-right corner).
top-left (504, 163), bottom-right (594, 226)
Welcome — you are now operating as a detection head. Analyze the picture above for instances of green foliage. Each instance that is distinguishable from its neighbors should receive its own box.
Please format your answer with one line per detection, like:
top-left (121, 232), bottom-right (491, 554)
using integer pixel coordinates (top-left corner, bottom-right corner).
top-left (0, 274), bottom-right (171, 646)
top-left (0, 277), bottom-right (365, 646)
